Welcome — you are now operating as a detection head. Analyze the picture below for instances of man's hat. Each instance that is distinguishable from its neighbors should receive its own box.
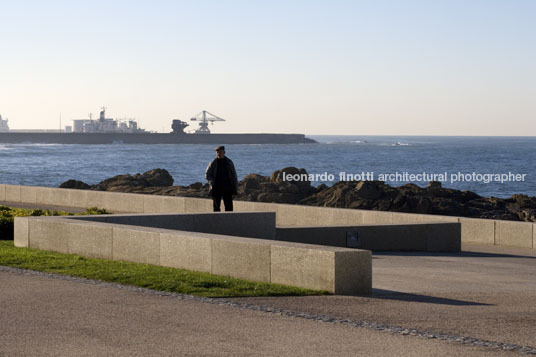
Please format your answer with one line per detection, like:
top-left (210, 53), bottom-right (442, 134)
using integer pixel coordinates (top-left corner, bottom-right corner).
top-left (215, 145), bottom-right (225, 151)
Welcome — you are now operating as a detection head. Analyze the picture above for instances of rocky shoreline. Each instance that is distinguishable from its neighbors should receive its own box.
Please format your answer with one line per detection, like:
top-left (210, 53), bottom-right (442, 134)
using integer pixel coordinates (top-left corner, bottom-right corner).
top-left (60, 168), bottom-right (536, 222)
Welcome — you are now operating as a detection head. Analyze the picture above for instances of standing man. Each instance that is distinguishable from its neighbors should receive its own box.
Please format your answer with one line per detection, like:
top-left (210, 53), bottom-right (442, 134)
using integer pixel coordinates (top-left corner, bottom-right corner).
top-left (205, 146), bottom-right (238, 212)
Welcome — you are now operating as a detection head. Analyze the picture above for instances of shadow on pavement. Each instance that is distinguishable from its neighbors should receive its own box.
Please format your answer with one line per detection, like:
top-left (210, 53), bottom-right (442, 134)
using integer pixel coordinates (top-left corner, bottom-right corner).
top-left (371, 289), bottom-right (492, 306)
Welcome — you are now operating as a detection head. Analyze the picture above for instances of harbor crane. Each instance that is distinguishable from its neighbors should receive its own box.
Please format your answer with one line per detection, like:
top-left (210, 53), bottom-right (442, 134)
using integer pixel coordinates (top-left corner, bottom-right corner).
top-left (190, 110), bottom-right (225, 134)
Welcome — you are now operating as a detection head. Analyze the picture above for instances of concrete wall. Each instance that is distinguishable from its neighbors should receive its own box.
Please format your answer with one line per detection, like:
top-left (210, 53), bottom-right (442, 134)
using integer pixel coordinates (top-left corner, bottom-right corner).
top-left (275, 223), bottom-right (461, 252)
top-left (69, 212), bottom-right (276, 240)
top-left (14, 215), bottom-right (372, 294)
top-left (3, 184), bottom-right (535, 249)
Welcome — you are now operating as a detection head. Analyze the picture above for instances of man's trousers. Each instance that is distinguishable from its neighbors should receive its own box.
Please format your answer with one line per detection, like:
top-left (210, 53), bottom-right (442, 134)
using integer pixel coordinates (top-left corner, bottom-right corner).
top-left (212, 191), bottom-right (233, 212)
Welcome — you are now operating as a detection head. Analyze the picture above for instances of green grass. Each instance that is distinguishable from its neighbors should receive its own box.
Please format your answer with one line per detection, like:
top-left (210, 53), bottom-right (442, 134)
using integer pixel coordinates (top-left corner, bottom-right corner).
top-left (0, 241), bottom-right (327, 298)
top-left (0, 205), bottom-right (109, 240)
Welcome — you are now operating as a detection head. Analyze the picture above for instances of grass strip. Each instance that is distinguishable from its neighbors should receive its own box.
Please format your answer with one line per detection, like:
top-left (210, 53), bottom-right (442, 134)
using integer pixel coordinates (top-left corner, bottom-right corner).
top-left (0, 241), bottom-right (327, 298)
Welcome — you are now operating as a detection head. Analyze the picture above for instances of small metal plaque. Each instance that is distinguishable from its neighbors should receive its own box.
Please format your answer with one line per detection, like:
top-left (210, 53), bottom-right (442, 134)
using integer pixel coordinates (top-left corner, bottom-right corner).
top-left (346, 231), bottom-right (360, 248)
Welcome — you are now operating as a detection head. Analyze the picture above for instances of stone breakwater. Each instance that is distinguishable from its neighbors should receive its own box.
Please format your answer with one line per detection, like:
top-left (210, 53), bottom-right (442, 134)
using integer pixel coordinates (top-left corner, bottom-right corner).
top-left (60, 167), bottom-right (536, 222)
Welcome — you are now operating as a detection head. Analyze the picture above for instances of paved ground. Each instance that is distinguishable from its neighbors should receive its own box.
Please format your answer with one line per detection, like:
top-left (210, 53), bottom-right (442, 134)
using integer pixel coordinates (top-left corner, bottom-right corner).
top-left (1, 244), bottom-right (535, 355)
top-left (0, 268), bottom-right (520, 357)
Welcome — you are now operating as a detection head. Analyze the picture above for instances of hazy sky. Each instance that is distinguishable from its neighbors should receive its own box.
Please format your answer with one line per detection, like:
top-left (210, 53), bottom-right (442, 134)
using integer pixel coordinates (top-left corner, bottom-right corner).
top-left (1, 0), bottom-right (534, 135)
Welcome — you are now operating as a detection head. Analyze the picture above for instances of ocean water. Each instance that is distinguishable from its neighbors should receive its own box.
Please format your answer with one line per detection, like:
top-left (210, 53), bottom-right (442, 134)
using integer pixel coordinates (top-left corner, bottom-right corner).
top-left (0, 136), bottom-right (535, 198)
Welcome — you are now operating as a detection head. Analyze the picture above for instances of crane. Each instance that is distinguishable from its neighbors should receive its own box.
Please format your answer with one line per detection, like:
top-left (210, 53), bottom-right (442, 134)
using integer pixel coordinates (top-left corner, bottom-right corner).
top-left (190, 110), bottom-right (225, 134)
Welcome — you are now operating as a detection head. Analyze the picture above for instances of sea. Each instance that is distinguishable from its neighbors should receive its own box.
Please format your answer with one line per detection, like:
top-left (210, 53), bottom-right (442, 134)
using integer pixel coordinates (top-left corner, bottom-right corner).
top-left (1, 136), bottom-right (535, 198)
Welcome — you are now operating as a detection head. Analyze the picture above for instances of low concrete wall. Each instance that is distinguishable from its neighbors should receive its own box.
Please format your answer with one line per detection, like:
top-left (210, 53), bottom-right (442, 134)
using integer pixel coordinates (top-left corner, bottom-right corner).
top-left (3, 184), bottom-right (535, 249)
top-left (275, 223), bottom-right (461, 252)
top-left (69, 212), bottom-right (276, 240)
top-left (14, 215), bottom-right (372, 294)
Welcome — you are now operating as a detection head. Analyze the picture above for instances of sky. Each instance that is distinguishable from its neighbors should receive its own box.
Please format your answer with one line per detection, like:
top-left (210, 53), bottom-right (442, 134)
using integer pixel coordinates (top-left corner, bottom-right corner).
top-left (0, 0), bottom-right (534, 135)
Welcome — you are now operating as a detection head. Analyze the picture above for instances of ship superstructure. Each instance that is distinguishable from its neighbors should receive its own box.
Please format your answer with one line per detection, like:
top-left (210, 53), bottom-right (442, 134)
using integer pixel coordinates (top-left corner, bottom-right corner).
top-left (0, 114), bottom-right (9, 132)
top-left (71, 107), bottom-right (145, 133)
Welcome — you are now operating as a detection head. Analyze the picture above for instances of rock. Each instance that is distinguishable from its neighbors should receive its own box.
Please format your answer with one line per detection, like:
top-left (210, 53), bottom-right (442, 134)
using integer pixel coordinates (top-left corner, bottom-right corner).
top-left (354, 181), bottom-right (382, 200)
top-left (142, 169), bottom-right (174, 187)
top-left (188, 182), bottom-right (203, 190)
top-left (59, 180), bottom-right (90, 189)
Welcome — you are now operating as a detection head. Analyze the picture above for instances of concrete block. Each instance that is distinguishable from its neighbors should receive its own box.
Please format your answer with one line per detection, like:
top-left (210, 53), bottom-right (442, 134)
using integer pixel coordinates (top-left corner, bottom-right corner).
top-left (20, 186), bottom-right (38, 204)
top-left (271, 244), bottom-right (335, 292)
top-left (0, 184), bottom-right (5, 201)
top-left (112, 227), bottom-right (160, 264)
top-left (459, 218), bottom-right (495, 245)
top-left (143, 195), bottom-right (185, 213)
top-left (5, 185), bottom-right (21, 202)
top-left (334, 250), bottom-right (372, 294)
top-left (183, 197), bottom-right (213, 213)
top-left (13, 217), bottom-right (29, 247)
top-left (28, 218), bottom-right (70, 253)
top-left (160, 232), bottom-right (212, 273)
top-left (68, 222), bottom-right (113, 259)
top-left (35, 187), bottom-right (72, 207)
top-left (211, 238), bottom-right (271, 282)
top-left (495, 220), bottom-right (533, 248)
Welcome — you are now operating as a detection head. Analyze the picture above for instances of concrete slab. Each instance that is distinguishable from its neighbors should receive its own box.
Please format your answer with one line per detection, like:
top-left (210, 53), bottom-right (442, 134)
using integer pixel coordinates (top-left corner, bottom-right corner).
top-left (19, 186), bottom-right (38, 204)
top-left (183, 197), bottom-right (212, 213)
top-left (101, 192), bottom-right (144, 213)
top-left (459, 217), bottom-right (495, 245)
top-left (13, 217), bottom-right (29, 247)
top-left (495, 220), bottom-right (533, 248)
top-left (271, 245), bottom-right (336, 292)
top-left (391, 212), bottom-right (459, 224)
top-left (5, 185), bottom-right (21, 203)
top-left (34, 187), bottom-right (72, 207)
top-left (334, 250), bottom-right (372, 294)
top-left (211, 239), bottom-right (271, 282)
top-left (160, 232), bottom-right (212, 273)
top-left (68, 222), bottom-right (113, 259)
top-left (142, 194), bottom-right (185, 213)
top-left (28, 218), bottom-right (71, 253)
top-left (360, 210), bottom-right (393, 224)
top-left (112, 227), bottom-right (160, 265)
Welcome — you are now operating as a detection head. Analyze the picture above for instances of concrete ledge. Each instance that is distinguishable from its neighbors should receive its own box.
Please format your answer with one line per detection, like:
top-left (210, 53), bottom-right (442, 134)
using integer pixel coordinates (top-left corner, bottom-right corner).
top-left (71, 212), bottom-right (277, 240)
top-left (5, 185), bottom-right (21, 203)
top-left (13, 217), bottom-right (29, 247)
top-left (0, 184), bottom-right (5, 202)
top-left (5, 184), bottom-right (535, 250)
top-left (459, 218), bottom-right (495, 245)
top-left (143, 195), bottom-right (185, 213)
top-left (112, 226), bottom-right (161, 265)
top-left (68, 222), bottom-right (113, 259)
top-left (28, 218), bottom-right (71, 253)
top-left (17, 214), bottom-right (372, 294)
top-left (495, 220), bottom-right (533, 248)
top-left (212, 237), bottom-right (271, 282)
top-left (160, 232), bottom-right (212, 273)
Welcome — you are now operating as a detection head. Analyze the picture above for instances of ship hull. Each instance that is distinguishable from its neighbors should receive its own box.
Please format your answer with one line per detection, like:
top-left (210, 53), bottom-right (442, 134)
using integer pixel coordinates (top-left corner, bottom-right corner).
top-left (0, 132), bottom-right (316, 144)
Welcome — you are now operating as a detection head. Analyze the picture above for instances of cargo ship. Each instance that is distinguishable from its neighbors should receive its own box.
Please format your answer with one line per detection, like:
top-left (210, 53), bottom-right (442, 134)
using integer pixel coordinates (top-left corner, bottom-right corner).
top-left (0, 109), bottom-right (316, 144)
